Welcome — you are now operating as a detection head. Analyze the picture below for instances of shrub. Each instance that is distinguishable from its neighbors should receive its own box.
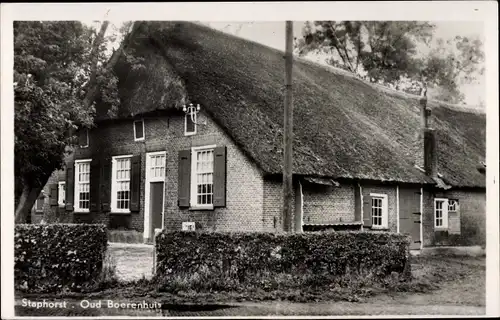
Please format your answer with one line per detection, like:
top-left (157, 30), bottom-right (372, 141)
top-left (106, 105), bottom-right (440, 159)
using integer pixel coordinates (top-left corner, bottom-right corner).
top-left (15, 224), bottom-right (108, 293)
top-left (155, 231), bottom-right (411, 292)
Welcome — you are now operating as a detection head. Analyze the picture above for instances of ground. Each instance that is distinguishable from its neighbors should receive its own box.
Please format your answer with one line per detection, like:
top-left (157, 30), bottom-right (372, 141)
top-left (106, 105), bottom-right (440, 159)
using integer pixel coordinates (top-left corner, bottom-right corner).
top-left (14, 243), bottom-right (486, 316)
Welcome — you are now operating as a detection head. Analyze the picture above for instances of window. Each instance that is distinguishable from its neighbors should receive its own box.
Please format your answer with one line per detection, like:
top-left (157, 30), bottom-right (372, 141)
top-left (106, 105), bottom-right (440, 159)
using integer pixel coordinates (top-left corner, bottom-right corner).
top-left (149, 153), bottom-right (166, 181)
top-left (190, 146), bottom-right (214, 208)
top-left (74, 160), bottom-right (91, 212)
top-left (185, 113), bottom-right (197, 136)
top-left (448, 199), bottom-right (459, 212)
top-left (134, 119), bottom-right (145, 141)
top-left (58, 181), bottom-right (66, 207)
top-left (434, 198), bottom-right (449, 229)
top-left (111, 156), bottom-right (132, 212)
top-left (35, 192), bottom-right (44, 212)
top-left (79, 129), bottom-right (89, 148)
top-left (370, 193), bottom-right (388, 229)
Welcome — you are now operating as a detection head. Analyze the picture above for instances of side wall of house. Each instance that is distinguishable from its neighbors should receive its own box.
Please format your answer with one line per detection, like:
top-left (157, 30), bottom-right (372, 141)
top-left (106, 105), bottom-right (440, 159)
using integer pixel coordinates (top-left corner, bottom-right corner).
top-left (422, 188), bottom-right (486, 247)
top-left (301, 183), bottom-right (357, 225)
top-left (31, 169), bottom-right (70, 224)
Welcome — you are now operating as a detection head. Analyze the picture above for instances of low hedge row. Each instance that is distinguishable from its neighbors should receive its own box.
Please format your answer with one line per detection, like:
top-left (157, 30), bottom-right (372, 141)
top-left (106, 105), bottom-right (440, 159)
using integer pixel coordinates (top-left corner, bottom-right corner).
top-left (15, 224), bottom-right (108, 293)
top-left (155, 231), bottom-right (411, 292)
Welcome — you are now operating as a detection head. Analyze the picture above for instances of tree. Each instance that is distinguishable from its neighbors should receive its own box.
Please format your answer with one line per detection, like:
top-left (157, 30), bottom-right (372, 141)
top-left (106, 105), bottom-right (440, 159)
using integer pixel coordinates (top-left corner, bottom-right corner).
top-left (295, 21), bottom-right (435, 83)
top-left (14, 21), bottom-right (141, 223)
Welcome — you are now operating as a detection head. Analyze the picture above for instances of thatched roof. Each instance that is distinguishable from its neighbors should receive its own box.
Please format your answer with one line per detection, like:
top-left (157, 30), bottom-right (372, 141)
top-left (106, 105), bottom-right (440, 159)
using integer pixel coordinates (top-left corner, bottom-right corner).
top-left (98, 21), bottom-right (485, 188)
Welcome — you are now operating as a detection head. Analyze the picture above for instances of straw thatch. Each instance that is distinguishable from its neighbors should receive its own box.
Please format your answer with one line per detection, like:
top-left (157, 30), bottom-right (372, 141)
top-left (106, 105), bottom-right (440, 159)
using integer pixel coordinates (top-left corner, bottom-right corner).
top-left (98, 21), bottom-right (485, 188)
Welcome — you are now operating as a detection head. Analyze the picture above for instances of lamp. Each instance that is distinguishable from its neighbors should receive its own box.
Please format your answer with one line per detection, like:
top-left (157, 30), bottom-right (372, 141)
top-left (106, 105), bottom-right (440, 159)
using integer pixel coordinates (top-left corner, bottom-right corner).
top-left (182, 103), bottom-right (203, 125)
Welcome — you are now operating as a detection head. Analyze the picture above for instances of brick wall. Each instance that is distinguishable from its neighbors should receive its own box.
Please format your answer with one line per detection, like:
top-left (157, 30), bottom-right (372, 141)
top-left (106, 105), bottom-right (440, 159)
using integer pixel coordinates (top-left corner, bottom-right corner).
top-left (55, 111), bottom-right (267, 238)
top-left (302, 183), bottom-right (355, 225)
top-left (422, 188), bottom-right (486, 247)
top-left (360, 184), bottom-right (398, 232)
top-left (262, 179), bottom-right (299, 232)
top-left (31, 169), bottom-right (71, 224)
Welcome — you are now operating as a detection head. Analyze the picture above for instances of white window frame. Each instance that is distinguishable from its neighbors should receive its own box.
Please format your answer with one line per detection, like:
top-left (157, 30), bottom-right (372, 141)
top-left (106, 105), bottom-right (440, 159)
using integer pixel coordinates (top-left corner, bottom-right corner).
top-left (434, 198), bottom-right (449, 229)
top-left (79, 129), bottom-right (89, 148)
top-left (111, 155), bottom-right (133, 213)
top-left (184, 113), bottom-right (197, 136)
top-left (448, 199), bottom-right (459, 213)
top-left (58, 181), bottom-right (66, 207)
top-left (74, 159), bottom-right (91, 213)
top-left (370, 193), bottom-right (388, 229)
top-left (134, 119), bottom-right (145, 141)
top-left (190, 145), bottom-right (216, 209)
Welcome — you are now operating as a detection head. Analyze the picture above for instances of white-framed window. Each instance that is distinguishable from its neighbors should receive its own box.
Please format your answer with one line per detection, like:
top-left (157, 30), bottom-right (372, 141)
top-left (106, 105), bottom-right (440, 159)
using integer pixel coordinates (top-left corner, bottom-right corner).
top-left (434, 198), bottom-right (449, 229)
top-left (370, 193), bottom-right (388, 229)
top-left (74, 159), bottom-right (91, 212)
top-left (185, 113), bottom-right (197, 136)
top-left (134, 119), bottom-right (145, 141)
top-left (448, 199), bottom-right (459, 212)
top-left (79, 129), bottom-right (89, 148)
top-left (148, 153), bottom-right (166, 181)
top-left (190, 146), bottom-right (215, 208)
top-left (111, 155), bottom-right (132, 213)
top-left (58, 181), bottom-right (66, 207)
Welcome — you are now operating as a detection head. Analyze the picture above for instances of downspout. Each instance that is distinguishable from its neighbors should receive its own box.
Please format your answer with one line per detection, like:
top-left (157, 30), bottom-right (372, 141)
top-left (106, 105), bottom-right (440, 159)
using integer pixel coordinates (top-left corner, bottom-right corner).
top-left (396, 185), bottom-right (400, 233)
top-left (359, 183), bottom-right (363, 231)
top-left (420, 187), bottom-right (424, 250)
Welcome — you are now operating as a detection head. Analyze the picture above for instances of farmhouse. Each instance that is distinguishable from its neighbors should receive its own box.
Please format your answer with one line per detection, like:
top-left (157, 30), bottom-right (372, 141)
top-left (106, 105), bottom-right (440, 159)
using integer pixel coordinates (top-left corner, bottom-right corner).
top-left (32, 21), bottom-right (486, 249)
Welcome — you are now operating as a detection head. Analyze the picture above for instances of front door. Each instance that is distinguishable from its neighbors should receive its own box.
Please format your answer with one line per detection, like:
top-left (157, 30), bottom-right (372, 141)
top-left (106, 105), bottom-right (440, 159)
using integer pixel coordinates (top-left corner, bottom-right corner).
top-left (399, 187), bottom-right (422, 250)
top-left (150, 182), bottom-right (164, 234)
top-left (145, 152), bottom-right (166, 242)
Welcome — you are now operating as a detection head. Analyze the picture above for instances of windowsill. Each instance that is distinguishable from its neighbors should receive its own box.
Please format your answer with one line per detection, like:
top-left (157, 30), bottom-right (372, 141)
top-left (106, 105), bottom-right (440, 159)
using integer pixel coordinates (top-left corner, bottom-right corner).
top-left (370, 226), bottom-right (389, 230)
top-left (134, 138), bottom-right (145, 142)
top-left (110, 211), bottom-right (131, 215)
top-left (35, 210), bottom-right (44, 214)
top-left (435, 227), bottom-right (448, 231)
top-left (184, 132), bottom-right (196, 137)
top-left (189, 205), bottom-right (214, 211)
top-left (74, 210), bottom-right (90, 214)
top-left (79, 145), bottom-right (88, 149)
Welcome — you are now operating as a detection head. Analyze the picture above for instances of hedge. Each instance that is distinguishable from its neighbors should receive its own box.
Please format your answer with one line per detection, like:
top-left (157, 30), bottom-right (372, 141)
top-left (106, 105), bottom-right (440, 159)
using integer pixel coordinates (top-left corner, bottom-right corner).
top-left (15, 224), bottom-right (108, 293)
top-left (155, 231), bottom-right (411, 292)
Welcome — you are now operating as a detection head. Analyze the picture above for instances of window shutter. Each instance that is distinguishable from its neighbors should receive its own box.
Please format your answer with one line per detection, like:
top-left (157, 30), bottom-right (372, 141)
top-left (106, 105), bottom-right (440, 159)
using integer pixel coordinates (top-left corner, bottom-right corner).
top-left (49, 184), bottom-right (58, 206)
top-left (90, 158), bottom-right (100, 212)
top-left (178, 150), bottom-right (191, 207)
top-left (65, 161), bottom-right (75, 211)
top-left (101, 157), bottom-right (111, 212)
top-left (130, 154), bottom-right (141, 212)
top-left (213, 146), bottom-right (227, 207)
top-left (362, 195), bottom-right (372, 227)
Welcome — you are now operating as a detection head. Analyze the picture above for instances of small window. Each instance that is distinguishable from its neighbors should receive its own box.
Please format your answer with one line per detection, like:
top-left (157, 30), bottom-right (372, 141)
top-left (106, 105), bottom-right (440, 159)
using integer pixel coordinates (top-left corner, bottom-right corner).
top-left (448, 199), bottom-right (459, 212)
top-left (35, 193), bottom-right (44, 212)
top-left (111, 155), bottom-right (132, 212)
top-left (190, 146), bottom-right (214, 208)
top-left (74, 159), bottom-right (91, 212)
top-left (79, 129), bottom-right (89, 148)
top-left (434, 198), bottom-right (449, 229)
top-left (185, 113), bottom-right (197, 136)
top-left (370, 193), bottom-right (388, 229)
top-left (134, 119), bottom-right (145, 141)
top-left (58, 181), bottom-right (66, 207)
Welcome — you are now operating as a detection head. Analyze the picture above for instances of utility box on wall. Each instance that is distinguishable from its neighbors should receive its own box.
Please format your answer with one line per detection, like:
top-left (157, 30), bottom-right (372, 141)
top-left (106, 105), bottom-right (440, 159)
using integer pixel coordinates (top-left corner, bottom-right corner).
top-left (182, 222), bottom-right (196, 231)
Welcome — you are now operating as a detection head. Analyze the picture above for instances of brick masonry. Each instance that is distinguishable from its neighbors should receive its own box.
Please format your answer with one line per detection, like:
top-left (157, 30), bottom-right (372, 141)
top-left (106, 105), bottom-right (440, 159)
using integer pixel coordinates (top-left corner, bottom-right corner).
top-left (302, 183), bottom-right (356, 225)
top-left (360, 184), bottom-right (398, 233)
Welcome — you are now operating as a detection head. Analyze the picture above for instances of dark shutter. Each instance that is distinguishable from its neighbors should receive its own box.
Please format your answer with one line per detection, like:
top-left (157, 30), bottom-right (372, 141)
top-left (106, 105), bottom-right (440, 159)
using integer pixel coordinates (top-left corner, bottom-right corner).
top-left (362, 195), bottom-right (372, 227)
top-left (49, 184), bottom-right (58, 206)
top-left (90, 158), bottom-right (100, 212)
top-left (213, 146), bottom-right (227, 207)
top-left (101, 157), bottom-right (111, 212)
top-left (130, 154), bottom-right (141, 212)
top-left (178, 150), bottom-right (191, 207)
top-left (65, 161), bottom-right (75, 211)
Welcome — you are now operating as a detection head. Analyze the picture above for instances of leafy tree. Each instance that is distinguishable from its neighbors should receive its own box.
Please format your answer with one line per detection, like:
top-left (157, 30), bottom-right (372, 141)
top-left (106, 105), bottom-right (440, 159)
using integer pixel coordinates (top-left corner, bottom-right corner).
top-left (14, 21), bottom-right (141, 223)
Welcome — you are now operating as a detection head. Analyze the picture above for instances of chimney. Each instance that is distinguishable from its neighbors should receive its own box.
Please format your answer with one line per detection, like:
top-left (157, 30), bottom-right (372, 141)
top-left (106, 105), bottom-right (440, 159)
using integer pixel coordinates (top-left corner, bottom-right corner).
top-left (419, 87), bottom-right (438, 178)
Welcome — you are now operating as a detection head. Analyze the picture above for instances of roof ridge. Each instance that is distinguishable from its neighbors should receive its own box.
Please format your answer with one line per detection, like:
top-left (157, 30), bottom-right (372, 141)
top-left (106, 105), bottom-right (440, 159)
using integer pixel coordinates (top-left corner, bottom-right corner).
top-left (193, 21), bottom-right (484, 115)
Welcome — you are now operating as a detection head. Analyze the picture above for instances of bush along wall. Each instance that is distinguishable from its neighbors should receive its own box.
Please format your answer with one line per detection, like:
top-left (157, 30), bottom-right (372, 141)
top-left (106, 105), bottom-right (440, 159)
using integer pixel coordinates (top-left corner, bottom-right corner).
top-left (15, 224), bottom-right (108, 293)
top-left (155, 231), bottom-right (412, 293)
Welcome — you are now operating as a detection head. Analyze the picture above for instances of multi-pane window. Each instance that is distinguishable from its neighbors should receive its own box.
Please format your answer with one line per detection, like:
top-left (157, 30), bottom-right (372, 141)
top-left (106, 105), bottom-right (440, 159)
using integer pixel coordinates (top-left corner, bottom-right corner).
top-left (134, 119), bottom-right (145, 141)
top-left (191, 148), bottom-right (214, 206)
top-left (448, 199), bottom-right (459, 212)
top-left (435, 198), bottom-right (448, 228)
top-left (79, 129), bottom-right (89, 148)
top-left (75, 160), bottom-right (91, 211)
top-left (58, 182), bottom-right (66, 207)
top-left (149, 154), bottom-right (165, 180)
top-left (185, 114), bottom-right (196, 136)
top-left (370, 193), bottom-right (388, 228)
top-left (112, 156), bottom-right (131, 212)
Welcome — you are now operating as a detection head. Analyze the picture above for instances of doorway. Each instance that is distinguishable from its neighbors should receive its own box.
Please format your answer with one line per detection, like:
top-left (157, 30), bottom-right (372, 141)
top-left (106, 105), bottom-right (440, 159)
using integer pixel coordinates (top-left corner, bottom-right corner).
top-left (399, 186), bottom-right (423, 250)
top-left (144, 151), bottom-right (166, 243)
